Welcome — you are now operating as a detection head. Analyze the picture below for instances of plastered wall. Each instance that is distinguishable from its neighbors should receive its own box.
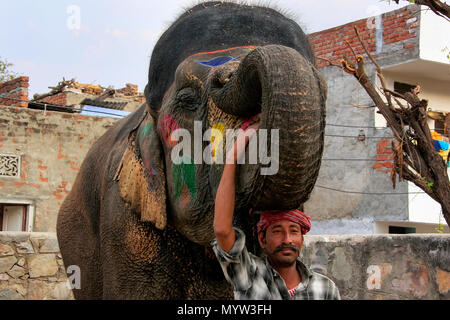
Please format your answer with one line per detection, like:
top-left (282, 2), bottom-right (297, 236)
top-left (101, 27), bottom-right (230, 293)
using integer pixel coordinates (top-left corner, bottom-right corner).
top-left (0, 106), bottom-right (118, 232)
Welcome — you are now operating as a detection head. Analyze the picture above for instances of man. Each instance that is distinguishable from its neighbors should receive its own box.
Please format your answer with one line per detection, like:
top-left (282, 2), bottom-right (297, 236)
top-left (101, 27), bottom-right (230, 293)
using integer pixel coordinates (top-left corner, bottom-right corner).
top-left (212, 123), bottom-right (340, 300)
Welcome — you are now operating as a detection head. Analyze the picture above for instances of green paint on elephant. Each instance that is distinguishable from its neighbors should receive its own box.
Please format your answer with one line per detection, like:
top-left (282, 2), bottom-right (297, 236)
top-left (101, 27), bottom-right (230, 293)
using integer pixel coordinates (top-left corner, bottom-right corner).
top-left (172, 156), bottom-right (197, 202)
top-left (140, 120), bottom-right (153, 139)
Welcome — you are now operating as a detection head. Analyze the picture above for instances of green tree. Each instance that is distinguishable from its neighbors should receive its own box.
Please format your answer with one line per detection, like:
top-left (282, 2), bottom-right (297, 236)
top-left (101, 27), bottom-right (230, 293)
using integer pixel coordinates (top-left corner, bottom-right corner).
top-left (0, 57), bottom-right (19, 83)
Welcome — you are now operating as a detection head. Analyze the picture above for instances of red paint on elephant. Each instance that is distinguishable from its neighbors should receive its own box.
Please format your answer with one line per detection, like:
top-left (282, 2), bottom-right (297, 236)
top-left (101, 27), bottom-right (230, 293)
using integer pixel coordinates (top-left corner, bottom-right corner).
top-left (186, 45), bottom-right (256, 60)
top-left (161, 113), bottom-right (180, 148)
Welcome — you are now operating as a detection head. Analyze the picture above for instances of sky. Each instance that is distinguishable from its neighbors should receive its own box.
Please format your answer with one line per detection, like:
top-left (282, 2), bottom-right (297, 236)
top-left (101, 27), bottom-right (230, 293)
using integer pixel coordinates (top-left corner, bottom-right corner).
top-left (1, 0), bottom-right (410, 98)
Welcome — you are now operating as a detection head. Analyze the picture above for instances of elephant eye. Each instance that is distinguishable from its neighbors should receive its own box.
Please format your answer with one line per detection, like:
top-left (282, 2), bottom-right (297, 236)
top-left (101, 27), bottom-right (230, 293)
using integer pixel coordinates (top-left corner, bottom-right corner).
top-left (175, 87), bottom-right (201, 111)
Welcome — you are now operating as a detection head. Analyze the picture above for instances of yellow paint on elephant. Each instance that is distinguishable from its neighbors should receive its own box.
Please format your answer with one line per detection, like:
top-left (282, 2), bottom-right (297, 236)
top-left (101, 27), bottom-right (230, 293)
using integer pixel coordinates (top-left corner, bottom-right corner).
top-left (211, 121), bottom-right (226, 164)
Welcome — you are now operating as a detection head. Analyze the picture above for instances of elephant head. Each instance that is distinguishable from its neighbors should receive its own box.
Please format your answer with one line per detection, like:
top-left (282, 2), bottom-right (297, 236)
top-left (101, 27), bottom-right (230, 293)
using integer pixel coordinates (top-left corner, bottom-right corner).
top-left (115, 2), bottom-right (327, 246)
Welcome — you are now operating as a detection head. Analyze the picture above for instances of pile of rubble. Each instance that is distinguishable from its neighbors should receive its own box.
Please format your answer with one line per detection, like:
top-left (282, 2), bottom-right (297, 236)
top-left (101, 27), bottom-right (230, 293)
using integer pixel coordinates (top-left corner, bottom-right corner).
top-left (33, 78), bottom-right (146, 104)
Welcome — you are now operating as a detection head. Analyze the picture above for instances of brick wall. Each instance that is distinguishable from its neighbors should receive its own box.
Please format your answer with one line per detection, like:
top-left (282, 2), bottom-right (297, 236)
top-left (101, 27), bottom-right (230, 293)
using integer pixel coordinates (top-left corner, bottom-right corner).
top-left (0, 77), bottom-right (29, 108)
top-left (373, 139), bottom-right (394, 173)
top-left (0, 106), bottom-right (117, 232)
top-left (308, 5), bottom-right (420, 69)
top-left (383, 6), bottom-right (419, 46)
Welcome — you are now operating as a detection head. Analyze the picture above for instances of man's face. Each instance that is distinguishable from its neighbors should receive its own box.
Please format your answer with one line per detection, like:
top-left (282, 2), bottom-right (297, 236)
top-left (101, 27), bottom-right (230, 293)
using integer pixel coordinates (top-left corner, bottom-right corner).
top-left (258, 220), bottom-right (304, 268)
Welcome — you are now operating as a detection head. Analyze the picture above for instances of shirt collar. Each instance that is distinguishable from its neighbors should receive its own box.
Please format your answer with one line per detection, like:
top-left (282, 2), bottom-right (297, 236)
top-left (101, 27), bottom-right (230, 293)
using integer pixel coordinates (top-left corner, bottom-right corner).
top-left (265, 257), bottom-right (313, 281)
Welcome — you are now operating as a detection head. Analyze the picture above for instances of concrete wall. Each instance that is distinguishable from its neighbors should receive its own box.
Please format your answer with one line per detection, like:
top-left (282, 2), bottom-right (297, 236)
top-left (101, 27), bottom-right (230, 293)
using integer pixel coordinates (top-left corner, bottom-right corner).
top-left (382, 71), bottom-right (450, 114)
top-left (0, 232), bottom-right (73, 300)
top-left (304, 64), bottom-right (410, 234)
top-left (1, 232), bottom-right (448, 300)
top-left (419, 8), bottom-right (450, 64)
top-left (0, 106), bottom-right (117, 232)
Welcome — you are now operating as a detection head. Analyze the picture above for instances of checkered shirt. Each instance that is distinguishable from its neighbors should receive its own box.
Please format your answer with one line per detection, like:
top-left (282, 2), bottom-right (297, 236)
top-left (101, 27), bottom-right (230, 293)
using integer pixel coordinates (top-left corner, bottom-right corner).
top-left (212, 228), bottom-right (341, 300)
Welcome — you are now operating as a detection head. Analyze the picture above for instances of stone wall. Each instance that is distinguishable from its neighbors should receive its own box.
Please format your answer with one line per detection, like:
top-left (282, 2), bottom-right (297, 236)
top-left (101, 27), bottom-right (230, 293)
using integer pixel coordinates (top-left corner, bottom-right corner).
top-left (1, 232), bottom-right (448, 300)
top-left (0, 232), bottom-right (73, 300)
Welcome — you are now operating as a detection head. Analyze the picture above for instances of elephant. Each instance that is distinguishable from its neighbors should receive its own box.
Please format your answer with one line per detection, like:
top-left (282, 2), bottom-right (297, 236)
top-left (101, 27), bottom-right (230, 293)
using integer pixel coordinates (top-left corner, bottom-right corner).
top-left (57, 1), bottom-right (327, 299)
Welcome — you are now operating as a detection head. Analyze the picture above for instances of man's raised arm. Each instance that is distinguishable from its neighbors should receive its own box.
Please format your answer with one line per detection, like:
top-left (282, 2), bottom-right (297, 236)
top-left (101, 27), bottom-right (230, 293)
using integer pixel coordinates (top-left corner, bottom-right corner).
top-left (213, 123), bottom-right (258, 253)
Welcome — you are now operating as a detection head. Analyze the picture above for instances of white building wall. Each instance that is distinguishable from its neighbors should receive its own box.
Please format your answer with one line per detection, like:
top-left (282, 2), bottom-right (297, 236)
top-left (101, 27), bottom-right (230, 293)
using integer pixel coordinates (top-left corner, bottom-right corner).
top-left (419, 8), bottom-right (450, 64)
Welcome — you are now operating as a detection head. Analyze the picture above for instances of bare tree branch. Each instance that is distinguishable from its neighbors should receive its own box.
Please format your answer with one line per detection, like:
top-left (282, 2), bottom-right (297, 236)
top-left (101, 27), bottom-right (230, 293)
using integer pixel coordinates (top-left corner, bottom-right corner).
top-left (336, 26), bottom-right (450, 226)
top-left (393, 0), bottom-right (450, 20)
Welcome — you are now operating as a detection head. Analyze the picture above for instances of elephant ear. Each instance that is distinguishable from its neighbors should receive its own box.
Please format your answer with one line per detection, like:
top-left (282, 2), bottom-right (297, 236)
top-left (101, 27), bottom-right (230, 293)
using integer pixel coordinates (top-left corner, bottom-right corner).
top-left (114, 112), bottom-right (167, 229)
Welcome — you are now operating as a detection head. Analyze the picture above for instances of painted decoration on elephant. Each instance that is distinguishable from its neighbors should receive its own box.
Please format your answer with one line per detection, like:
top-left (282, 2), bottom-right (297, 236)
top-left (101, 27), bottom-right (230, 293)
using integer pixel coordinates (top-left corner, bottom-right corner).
top-left (172, 155), bottom-right (197, 203)
top-left (187, 45), bottom-right (256, 60)
top-left (240, 114), bottom-right (260, 131)
top-left (196, 56), bottom-right (237, 67)
top-left (140, 117), bottom-right (153, 140)
top-left (137, 114), bottom-right (158, 179)
top-left (210, 121), bottom-right (226, 164)
top-left (161, 113), bottom-right (180, 148)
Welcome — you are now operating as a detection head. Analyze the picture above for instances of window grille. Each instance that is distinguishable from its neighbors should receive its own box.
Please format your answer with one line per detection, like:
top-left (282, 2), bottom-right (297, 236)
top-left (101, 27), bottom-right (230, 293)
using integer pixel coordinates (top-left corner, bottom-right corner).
top-left (0, 154), bottom-right (21, 178)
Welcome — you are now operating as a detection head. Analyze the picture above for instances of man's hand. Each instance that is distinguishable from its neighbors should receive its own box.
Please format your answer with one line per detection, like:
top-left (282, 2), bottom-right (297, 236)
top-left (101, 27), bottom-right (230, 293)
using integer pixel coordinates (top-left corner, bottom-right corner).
top-left (214, 119), bottom-right (259, 253)
top-left (226, 121), bottom-right (259, 164)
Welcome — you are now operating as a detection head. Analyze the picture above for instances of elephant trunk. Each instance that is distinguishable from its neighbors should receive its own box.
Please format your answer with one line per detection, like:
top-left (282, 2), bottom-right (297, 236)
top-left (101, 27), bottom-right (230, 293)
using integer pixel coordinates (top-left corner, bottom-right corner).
top-left (211, 45), bottom-right (327, 210)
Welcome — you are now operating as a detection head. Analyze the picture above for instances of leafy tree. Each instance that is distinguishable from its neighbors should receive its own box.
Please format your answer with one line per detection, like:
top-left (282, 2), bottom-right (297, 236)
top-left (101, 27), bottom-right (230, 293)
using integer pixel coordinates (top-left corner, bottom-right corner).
top-left (0, 57), bottom-right (19, 83)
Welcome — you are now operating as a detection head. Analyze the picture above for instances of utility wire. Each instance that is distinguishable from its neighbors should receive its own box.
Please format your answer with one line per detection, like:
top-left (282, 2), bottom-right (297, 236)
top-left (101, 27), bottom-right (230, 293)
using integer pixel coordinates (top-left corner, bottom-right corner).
top-left (1, 97), bottom-right (442, 196)
top-left (322, 158), bottom-right (393, 161)
top-left (326, 123), bottom-right (388, 129)
top-left (315, 185), bottom-right (426, 195)
top-left (1, 97), bottom-right (396, 162)
top-left (325, 123), bottom-right (448, 138)
top-left (1, 97), bottom-right (448, 137)
top-left (324, 133), bottom-right (394, 139)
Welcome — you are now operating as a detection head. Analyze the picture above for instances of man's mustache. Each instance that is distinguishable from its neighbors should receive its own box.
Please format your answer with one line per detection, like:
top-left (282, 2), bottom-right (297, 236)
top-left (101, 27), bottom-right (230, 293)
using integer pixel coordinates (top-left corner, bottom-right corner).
top-left (273, 244), bottom-right (299, 254)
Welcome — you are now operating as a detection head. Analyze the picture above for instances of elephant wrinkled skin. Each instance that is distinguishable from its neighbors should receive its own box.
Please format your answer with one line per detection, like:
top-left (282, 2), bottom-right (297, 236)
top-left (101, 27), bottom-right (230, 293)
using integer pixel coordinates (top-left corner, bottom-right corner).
top-left (57, 2), bottom-right (327, 299)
